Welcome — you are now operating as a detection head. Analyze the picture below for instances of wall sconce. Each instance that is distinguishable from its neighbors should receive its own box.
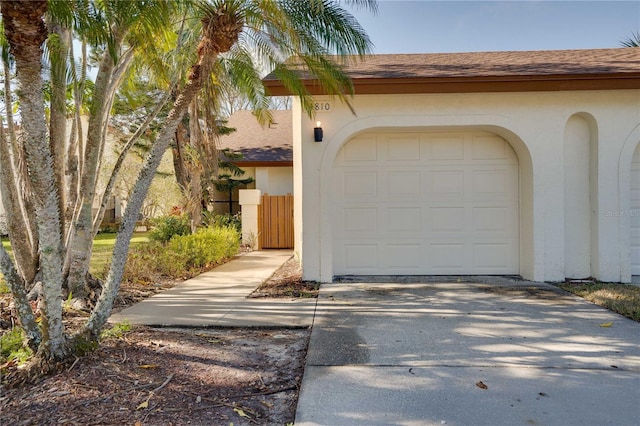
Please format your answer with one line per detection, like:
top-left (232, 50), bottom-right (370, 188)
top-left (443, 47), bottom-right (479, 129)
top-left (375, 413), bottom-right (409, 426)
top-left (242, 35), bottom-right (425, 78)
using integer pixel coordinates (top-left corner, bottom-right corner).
top-left (314, 121), bottom-right (323, 142)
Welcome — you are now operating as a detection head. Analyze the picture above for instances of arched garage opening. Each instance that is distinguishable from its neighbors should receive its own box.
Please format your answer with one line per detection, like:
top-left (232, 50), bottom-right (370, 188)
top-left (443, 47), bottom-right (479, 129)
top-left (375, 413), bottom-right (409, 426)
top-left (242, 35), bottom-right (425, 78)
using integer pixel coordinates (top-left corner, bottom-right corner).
top-left (327, 128), bottom-right (525, 277)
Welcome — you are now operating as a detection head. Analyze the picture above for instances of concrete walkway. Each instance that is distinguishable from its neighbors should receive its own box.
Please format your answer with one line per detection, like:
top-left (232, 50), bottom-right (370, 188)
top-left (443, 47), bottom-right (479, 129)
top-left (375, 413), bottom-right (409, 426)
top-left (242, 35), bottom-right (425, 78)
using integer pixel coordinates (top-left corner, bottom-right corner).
top-left (111, 252), bottom-right (640, 425)
top-left (110, 249), bottom-right (316, 327)
top-left (295, 280), bottom-right (640, 426)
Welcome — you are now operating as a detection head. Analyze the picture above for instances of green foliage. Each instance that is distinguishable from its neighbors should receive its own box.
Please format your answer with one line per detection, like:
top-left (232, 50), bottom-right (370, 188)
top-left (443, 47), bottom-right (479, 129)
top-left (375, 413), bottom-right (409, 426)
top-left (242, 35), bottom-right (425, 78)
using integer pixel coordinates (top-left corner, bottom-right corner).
top-left (0, 327), bottom-right (32, 365)
top-left (122, 225), bottom-right (239, 283)
top-left (149, 214), bottom-right (192, 243)
top-left (100, 321), bottom-right (132, 340)
top-left (0, 277), bottom-right (9, 294)
top-left (98, 222), bottom-right (120, 234)
top-left (203, 212), bottom-right (242, 234)
top-left (121, 241), bottom-right (189, 283)
top-left (169, 225), bottom-right (240, 269)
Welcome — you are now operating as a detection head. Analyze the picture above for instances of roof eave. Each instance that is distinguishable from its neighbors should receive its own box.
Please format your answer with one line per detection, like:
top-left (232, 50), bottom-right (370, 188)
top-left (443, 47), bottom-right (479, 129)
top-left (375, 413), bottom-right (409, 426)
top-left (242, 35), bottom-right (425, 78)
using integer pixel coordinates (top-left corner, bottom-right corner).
top-left (232, 160), bottom-right (293, 167)
top-left (263, 73), bottom-right (640, 96)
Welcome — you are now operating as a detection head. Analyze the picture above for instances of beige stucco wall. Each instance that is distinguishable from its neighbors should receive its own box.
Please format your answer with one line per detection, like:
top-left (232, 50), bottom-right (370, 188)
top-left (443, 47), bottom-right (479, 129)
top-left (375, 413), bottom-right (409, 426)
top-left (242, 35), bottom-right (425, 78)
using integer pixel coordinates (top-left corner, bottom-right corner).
top-left (255, 167), bottom-right (294, 196)
top-left (293, 89), bottom-right (640, 283)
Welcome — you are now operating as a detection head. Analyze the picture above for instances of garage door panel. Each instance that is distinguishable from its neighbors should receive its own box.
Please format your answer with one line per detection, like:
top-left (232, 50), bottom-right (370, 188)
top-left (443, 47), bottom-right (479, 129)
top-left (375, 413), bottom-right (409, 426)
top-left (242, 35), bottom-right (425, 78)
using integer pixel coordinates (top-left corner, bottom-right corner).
top-left (343, 171), bottom-right (378, 198)
top-left (473, 207), bottom-right (510, 232)
top-left (387, 136), bottom-right (421, 160)
top-left (387, 170), bottom-right (421, 196)
top-left (431, 136), bottom-right (465, 160)
top-left (343, 207), bottom-right (378, 232)
top-left (333, 130), bottom-right (519, 276)
top-left (429, 207), bottom-right (465, 232)
top-left (385, 244), bottom-right (422, 270)
top-left (473, 243), bottom-right (511, 270)
top-left (341, 136), bottom-right (378, 162)
top-left (431, 170), bottom-right (465, 195)
top-left (472, 135), bottom-right (510, 160)
top-left (387, 207), bottom-right (422, 232)
top-left (342, 244), bottom-right (379, 272)
top-left (430, 243), bottom-right (467, 270)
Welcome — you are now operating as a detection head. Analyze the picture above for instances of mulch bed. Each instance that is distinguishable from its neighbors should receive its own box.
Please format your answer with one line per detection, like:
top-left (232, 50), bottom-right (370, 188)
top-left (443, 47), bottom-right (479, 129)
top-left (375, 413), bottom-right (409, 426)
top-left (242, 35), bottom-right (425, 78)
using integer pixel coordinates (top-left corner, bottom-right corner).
top-left (0, 252), bottom-right (316, 425)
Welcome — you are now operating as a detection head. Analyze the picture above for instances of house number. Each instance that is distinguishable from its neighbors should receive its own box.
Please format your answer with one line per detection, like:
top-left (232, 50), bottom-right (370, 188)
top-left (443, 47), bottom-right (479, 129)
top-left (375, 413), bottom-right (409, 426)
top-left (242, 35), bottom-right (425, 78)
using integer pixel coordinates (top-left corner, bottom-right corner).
top-left (314, 102), bottom-right (331, 111)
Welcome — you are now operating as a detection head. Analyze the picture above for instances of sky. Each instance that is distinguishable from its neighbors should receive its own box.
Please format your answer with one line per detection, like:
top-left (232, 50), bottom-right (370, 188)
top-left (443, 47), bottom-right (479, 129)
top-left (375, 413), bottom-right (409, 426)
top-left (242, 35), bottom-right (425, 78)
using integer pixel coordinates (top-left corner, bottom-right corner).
top-left (347, 0), bottom-right (640, 53)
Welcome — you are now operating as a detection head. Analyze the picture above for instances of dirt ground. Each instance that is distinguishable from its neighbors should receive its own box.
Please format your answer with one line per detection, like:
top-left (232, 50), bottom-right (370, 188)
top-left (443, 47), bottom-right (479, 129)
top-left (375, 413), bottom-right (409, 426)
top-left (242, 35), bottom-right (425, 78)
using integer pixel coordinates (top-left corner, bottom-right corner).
top-left (0, 255), bottom-right (313, 425)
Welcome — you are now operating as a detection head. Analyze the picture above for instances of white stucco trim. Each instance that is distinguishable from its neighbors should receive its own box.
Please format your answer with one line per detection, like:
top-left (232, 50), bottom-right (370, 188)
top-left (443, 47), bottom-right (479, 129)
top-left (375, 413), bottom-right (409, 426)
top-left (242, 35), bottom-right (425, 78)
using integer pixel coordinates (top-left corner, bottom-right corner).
top-left (618, 122), bottom-right (640, 282)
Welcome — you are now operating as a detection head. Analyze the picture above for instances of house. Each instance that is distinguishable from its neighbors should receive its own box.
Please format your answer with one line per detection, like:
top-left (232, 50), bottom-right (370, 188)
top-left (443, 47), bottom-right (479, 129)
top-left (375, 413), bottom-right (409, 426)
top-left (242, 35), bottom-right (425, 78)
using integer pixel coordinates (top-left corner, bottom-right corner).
top-left (263, 48), bottom-right (640, 283)
top-left (213, 109), bottom-right (293, 215)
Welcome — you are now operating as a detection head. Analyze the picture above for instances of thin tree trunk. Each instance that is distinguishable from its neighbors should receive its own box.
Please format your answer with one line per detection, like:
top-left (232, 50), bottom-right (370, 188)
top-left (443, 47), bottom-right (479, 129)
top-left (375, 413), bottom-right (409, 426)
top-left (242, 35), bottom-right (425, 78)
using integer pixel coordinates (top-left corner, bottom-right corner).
top-left (81, 60), bottom-right (210, 338)
top-left (65, 42), bottom-right (118, 298)
top-left (92, 89), bottom-right (174, 235)
top-left (0, 245), bottom-right (40, 350)
top-left (0, 123), bottom-right (38, 284)
top-left (47, 18), bottom-right (70, 236)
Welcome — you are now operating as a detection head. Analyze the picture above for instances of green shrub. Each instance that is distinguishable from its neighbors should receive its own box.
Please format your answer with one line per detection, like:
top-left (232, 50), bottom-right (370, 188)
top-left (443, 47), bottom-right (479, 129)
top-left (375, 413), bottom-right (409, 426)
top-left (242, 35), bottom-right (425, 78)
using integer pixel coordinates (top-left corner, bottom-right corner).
top-left (149, 214), bottom-right (191, 243)
top-left (121, 225), bottom-right (238, 283)
top-left (169, 225), bottom-right (240, 269)
top-left (100, 321), bottom-right (132, 340)
top-left (0, 327), bottom-right (32, 365)
top-left (121, 242), bottom-right (190, 283)
top-left (203, 212), bottom-right (242, 234)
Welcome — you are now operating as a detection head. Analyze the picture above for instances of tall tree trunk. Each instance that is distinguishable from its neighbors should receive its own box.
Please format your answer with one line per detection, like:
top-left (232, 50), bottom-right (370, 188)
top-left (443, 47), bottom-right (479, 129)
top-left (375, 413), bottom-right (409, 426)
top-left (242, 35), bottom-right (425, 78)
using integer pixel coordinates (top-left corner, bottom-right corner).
top-left (2, 0), bottom-right (67, 359)
top-left (47, 17), bottom-right (70, 237)
top-left (0, 123), bottom-right (38, 284)
top-left (81, 59), bottom-right (213, 338)
top-left (65, 42), bottom-right (118, 299)
top-left (93, 89), bottom-right (173, 235)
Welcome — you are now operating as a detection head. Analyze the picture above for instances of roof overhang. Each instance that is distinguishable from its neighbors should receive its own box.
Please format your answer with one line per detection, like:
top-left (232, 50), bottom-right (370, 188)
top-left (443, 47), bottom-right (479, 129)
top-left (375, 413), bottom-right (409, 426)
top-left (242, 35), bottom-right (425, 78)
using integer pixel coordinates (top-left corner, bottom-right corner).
top-left (232, 161), bottom-right (293, 167)
top-left (263, 73), bottom-right (640, 96)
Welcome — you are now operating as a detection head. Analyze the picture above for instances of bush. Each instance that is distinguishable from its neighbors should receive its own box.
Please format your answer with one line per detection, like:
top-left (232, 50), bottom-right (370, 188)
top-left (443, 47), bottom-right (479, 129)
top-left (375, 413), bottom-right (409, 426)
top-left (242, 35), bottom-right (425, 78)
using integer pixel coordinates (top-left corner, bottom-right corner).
top-left (169, 225), bottom-right (240, 269)
top-left (149, 214), bottom-right (191, 243)
top-left (0, 327), bottom-right (32, 365)
top-left (203, 212), bottom-right (241, 234)
top-left (121, 225), bottom-right (240, 283)
top-left (121, 242), bottom-right (190, 283)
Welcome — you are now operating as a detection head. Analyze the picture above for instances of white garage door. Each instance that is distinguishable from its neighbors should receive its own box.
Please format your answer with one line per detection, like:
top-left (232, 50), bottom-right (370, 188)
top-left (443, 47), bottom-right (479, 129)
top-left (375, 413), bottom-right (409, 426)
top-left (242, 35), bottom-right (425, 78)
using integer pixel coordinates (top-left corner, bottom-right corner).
top-left (332, 131), bottom-right (519, 275)
top-left (632, 144), bottom-right (640, 276)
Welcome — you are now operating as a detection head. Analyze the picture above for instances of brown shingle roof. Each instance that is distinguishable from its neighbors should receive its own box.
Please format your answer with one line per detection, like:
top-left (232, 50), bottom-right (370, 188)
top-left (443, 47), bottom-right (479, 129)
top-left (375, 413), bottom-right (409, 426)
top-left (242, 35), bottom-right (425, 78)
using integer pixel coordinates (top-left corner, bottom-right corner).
top-left (218, 110), bottom-right (292, 165)
top-left (263, 48), bottom-right (640, 95)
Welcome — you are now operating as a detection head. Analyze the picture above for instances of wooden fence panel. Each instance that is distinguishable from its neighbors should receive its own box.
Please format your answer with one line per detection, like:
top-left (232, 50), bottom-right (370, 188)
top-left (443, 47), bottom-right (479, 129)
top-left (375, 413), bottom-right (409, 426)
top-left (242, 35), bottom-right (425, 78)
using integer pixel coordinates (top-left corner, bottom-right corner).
top-left (258, 193), bottom-right (294, 249)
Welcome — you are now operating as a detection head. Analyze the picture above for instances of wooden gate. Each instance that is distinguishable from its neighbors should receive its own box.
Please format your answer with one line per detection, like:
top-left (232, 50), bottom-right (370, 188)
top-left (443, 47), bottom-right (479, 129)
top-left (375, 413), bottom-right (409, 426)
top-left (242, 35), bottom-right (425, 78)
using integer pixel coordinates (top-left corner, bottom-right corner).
top-left (258, 193), bottom-right (294, 249)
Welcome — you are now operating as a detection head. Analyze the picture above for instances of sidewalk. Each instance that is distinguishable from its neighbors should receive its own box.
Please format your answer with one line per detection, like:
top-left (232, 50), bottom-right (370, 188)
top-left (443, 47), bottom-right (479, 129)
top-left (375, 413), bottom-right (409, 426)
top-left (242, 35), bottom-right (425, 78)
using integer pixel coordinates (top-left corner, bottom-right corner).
top-left (109, 249), bottom-right (317, 328)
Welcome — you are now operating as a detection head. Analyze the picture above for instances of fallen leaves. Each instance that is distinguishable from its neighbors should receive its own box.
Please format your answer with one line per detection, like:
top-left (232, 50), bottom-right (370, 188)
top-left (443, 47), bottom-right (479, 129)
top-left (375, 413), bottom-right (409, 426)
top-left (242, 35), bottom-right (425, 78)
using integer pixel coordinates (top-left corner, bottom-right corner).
top-left (475, 381), bottom-right (488, 390)
top-left (599, 322), bottom-right (613, 328)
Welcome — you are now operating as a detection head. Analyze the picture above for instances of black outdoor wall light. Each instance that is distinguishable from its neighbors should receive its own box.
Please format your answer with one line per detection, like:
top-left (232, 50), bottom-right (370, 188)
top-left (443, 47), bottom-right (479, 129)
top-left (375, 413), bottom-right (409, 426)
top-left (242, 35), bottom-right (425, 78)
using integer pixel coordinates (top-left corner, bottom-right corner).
top-left (314, 121), bottom-right (323, 142)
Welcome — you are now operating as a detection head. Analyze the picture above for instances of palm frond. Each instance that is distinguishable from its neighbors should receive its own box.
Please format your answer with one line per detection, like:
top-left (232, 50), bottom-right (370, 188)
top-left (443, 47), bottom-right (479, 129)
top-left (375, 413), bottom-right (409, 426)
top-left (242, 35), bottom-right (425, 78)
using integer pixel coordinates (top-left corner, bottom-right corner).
top-left (621, 31), bottom-right (640, 47)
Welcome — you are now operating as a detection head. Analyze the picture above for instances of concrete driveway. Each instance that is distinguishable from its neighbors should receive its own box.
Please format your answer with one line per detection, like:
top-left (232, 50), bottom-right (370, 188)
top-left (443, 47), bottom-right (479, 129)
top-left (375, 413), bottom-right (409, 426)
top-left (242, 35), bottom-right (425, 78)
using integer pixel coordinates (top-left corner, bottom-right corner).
top-left (296, 279), bottom-right (640, 426)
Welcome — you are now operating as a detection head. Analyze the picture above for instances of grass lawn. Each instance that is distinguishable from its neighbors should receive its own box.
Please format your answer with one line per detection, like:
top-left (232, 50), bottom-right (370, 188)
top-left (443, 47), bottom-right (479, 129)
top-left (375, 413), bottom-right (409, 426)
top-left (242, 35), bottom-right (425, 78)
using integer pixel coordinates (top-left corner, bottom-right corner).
top-left (0, 232), bottom-right (150, 290)
top-left (558, 281), bottom-right (640, 322)
top-left (90, 232), bottom-right (150, 276)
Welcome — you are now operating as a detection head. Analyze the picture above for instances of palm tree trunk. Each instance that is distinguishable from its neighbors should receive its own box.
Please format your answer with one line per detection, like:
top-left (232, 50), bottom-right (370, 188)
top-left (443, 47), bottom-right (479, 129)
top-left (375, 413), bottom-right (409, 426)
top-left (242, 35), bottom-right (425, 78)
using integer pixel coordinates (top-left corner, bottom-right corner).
top-left (1, 0), bottom-right (67, 359)
top-left (92, 89), bottom-right (173, 235)
top-left (81, 61), bottom-right (211, 338)
top-left (47, 17), bottom-right (70, 236)
top-left (0, 123), bottom-right (38, 284)
top-left (65, 43), bottom-right (118, 298)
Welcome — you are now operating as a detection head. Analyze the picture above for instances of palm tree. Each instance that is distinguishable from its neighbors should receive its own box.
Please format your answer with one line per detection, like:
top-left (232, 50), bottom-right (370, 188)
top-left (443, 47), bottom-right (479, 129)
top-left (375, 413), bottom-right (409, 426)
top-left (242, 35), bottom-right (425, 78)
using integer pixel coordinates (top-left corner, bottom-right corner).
top-left (1, 0), bottom-right (375, 367)
top-left (621, 32), bottom-right (640, 47)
